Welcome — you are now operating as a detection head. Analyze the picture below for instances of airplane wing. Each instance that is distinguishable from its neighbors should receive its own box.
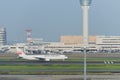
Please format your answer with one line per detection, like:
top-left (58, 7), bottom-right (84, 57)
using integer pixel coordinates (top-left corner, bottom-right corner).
top-left (35, 57), bottom-right (50, 61)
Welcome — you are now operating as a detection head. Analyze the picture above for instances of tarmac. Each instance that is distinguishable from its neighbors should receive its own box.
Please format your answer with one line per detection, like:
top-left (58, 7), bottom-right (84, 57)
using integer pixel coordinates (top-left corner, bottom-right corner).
top-left (0, 75), bottom-right (120, 80)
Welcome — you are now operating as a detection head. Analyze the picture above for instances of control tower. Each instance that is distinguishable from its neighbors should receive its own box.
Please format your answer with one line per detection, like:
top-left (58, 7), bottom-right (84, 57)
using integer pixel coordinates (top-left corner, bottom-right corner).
top-left (80, 0), bottom-right (91, 46)
top-left (80, 0), bottom-right (92, 80)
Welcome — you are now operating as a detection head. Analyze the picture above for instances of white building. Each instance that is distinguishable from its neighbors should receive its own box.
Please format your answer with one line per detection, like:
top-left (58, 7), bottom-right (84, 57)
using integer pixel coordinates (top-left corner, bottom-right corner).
top-left (96, 36), bottom-right (120, 51)
top-left (0, 27), bottom-right (6, 46)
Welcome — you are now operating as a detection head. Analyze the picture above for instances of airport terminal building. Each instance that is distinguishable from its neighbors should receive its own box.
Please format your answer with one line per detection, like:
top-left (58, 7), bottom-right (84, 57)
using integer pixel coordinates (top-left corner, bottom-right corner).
top-left (6, 35), bottom-right (120, 53)
top-left (46, 35), bottom-right (120, 53)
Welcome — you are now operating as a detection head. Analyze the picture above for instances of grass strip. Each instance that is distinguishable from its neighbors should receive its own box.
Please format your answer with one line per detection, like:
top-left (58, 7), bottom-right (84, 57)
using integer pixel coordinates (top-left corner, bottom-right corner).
top-left (0, 64), bottom-right (120, 70)
top-left (0, 64), bottom-right (120, 75)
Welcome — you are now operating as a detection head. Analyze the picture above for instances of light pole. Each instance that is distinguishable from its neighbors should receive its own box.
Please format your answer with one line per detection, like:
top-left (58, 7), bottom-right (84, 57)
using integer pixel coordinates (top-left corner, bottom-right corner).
top-left (79, 0), bottom-right (92, 80)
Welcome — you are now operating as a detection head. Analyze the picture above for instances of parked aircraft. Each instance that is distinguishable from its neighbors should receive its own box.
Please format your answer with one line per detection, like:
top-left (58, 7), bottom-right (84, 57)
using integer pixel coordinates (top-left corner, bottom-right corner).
top-left (0, 46), bottom-right (10, 53)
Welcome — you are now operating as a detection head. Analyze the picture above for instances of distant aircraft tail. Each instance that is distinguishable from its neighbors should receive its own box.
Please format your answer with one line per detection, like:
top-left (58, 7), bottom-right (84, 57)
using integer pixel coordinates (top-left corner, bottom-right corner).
top-left (16, 47), bottom-right (25, 56)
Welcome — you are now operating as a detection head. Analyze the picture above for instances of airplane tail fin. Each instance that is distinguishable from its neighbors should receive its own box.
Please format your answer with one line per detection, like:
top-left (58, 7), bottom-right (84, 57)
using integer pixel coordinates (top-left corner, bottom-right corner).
top-left (16, 47), bottom-right (25, 56)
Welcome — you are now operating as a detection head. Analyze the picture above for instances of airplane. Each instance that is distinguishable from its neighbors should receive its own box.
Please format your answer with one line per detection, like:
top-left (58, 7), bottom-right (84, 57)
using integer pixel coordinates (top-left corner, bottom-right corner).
top-left (16, 47), bottom-right (68, 61)
top-left (0, 46), bottom-right (10, 53)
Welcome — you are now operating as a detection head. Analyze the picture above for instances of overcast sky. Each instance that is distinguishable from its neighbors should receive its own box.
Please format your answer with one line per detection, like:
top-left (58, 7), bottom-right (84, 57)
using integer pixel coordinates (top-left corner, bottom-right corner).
top-left (0, 0), bottom-right (120, 43)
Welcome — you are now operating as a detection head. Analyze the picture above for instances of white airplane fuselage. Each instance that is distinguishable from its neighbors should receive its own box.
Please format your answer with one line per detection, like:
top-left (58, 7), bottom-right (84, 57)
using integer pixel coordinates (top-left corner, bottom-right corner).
top-left (17, 47), bottom-right (68, 61)
top-left (19, 54), bottom-right (68, 61)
